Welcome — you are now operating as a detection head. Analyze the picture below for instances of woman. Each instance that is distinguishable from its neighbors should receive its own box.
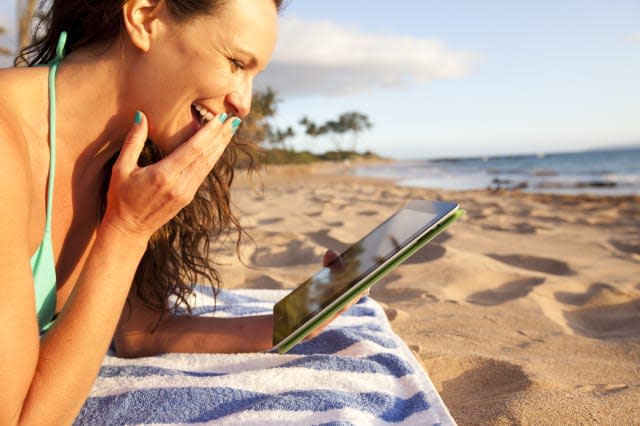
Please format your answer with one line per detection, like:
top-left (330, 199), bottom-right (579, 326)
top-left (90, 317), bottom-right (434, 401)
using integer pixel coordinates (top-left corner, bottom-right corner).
top-left (0, 0), bottom-right (335, 423)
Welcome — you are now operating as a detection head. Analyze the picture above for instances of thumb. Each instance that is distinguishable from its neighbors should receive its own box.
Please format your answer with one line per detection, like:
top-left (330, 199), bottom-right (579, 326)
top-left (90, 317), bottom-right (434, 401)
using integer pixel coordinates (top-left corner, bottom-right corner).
top-left (117, 110), bottom-right (148, 172)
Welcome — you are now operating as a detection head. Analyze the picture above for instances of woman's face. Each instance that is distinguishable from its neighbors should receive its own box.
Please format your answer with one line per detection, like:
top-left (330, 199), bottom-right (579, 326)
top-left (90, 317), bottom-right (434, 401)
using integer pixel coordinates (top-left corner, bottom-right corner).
top-left (129, 0), bottom-right (278, 152)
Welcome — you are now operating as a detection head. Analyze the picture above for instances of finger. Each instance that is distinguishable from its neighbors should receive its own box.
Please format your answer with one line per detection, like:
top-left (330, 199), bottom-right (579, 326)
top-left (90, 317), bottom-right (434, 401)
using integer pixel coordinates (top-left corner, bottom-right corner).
top-left (116, 110), bottom-right (148, 172)
top-left (173, 116), bottom-right (240, 189)
top-left (198, 116), bottom-right (240, 171)
top-left (161, 113), bottom-right (233, 175)
top-left (202, 117), bottom-right (238, 169)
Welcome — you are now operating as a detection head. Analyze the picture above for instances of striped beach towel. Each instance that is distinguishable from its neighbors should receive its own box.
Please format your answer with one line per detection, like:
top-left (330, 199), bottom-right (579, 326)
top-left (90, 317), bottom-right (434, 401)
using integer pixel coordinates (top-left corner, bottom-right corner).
top-left (74, 288), bottom-right (455, 425)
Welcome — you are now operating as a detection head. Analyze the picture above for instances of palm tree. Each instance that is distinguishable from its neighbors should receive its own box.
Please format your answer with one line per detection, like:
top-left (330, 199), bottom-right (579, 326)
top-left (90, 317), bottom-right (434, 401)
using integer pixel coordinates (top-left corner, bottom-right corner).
top-left (300, 112), bottom-right (373, 155)
top-left (1, 0), bottom-right (39, 60)
top-left (0, 26), bottom-right (11, 56)
top-left (236, 87), bottom-right (281, 144)
top-left (18, 0), bottom-right (38, 51)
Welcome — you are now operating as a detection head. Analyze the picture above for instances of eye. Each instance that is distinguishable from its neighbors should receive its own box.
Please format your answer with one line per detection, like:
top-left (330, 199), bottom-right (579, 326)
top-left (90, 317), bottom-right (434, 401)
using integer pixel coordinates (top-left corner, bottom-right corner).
top-left (229, 58), bottom-right (245, 72)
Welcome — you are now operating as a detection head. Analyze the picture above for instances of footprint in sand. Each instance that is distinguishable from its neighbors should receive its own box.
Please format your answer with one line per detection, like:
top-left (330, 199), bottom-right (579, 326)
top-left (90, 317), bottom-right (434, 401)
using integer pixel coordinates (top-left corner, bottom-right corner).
top-left (467, 211), bottom-right (487, 220)
top-left (402, 244), bottom-right (446, 265)
top-left (357, 210), bottom-right (379, 217)
top-left (609, 239), bottom-right (640, 255)
top-left (309, 196), bottom-right (332, 205)
top-left (383, 307), bottom-right (409, 322)
top-left (466, 277), bottom-right (546, 306)
top-left (304, 229), bottom-right (350, 252)
top-left (482, 222), bottom-right (538, 234)
top-left (440, 357), bottom-right (532, 411)
top-left (369, 272), bottom-right (439, 303)
top-left (554, 282), bottom-right (640, 339)
top-left (258, 217), bottom-right (284, 225)
top-left (564, 298), bottom-right (640, 339)
top-left (326, 221), bottom-right (344, 227)
top-left (434, 231), bottom-right (453, 244)
top-left (487, 253), bottom-right (575, 276)
top-left (575, 384), bottom-right (629, 396)
top-left (555, 282), bottom-right (625, 306)
top-left (373, 287), bottom-right (430, 303)
top-left (251, 240), bottom-right (318, 267)
top-left (477, 202), bottom-right (505, 215)
top-left (529, 214), bottom-right (568, 225)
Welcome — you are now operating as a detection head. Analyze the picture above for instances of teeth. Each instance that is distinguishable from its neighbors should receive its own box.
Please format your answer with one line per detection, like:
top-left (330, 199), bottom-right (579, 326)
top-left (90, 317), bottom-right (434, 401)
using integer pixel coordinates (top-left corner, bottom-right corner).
top-left (193, 103), bottom-right (215, 123)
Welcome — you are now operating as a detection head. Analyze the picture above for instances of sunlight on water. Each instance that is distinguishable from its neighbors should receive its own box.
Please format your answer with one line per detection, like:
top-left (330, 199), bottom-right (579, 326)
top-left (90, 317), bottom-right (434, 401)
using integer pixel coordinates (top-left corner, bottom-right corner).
top-left (352, 147), bottom-right (640, 195)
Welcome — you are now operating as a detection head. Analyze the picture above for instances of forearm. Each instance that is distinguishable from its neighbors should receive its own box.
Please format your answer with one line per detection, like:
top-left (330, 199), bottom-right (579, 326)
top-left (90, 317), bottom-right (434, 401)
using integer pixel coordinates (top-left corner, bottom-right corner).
top-left (116, 313), bottom-right (274, 357)
top-left (19, 222), bottom-right (148, 425)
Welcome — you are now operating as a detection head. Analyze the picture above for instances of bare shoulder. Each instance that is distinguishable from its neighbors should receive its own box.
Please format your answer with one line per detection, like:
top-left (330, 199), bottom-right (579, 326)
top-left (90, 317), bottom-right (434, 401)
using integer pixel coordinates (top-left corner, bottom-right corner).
top-left (0, 96), bottom-right (33, 247)
top-left (0, 98), bottom-right (31, 191)
top-left (0, 66), bottom-right (47, 183)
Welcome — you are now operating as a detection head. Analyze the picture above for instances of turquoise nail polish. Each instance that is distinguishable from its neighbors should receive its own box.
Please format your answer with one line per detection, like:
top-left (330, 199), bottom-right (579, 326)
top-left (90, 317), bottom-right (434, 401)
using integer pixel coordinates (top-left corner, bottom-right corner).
top-left (218, 113), bottom-right (228, 123)
top-left (231, 118), bottom-right (242, 132)
top-left (134, 110), bottom-right (142, 125)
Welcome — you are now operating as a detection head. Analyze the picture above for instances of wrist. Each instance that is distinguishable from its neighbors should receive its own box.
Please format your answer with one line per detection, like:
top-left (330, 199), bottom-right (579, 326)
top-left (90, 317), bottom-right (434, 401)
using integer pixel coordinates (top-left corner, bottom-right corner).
top-left (97, 219), bottom-right (150, 254)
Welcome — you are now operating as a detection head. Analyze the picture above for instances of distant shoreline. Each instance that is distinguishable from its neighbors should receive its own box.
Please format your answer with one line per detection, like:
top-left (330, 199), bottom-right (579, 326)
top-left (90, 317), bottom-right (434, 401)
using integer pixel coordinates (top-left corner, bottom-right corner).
top-left (348, 147), bottom-right (640, 197)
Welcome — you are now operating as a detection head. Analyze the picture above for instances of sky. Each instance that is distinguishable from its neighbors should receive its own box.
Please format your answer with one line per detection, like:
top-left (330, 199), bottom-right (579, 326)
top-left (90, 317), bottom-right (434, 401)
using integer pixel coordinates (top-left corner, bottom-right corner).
top-left (1, 1), bottom-right (639, 159)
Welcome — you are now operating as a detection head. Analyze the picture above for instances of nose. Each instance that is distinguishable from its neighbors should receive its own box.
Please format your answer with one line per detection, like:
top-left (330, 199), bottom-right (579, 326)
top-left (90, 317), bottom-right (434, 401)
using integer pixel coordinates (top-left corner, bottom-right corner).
top-left (226, 78), bottom-right (253, 118)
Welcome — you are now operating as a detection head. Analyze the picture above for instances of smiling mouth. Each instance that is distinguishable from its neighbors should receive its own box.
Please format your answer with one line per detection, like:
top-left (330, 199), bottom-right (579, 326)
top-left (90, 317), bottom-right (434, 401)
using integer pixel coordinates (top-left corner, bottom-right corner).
top-left (191, 103), bottom-right (215, 127)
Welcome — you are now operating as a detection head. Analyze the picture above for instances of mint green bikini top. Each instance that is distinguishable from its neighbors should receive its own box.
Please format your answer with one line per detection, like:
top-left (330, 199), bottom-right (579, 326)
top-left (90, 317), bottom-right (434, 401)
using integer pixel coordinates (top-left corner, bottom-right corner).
top-left (30, 32), bottom-right (66, 333)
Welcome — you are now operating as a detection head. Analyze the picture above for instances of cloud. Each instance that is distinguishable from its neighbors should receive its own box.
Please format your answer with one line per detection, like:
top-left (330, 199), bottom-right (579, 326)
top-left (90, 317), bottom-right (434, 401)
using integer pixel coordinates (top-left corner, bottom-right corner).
top-left (0, 2), bottom-right (16, 32)
top-left (256, 17), bottom-right (480, 97)
top-left (626, 33), bottom-right (640, 43)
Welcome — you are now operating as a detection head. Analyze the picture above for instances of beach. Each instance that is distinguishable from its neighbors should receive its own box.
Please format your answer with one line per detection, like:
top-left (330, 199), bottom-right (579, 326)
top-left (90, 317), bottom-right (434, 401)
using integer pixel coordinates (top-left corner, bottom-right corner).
top-left (216, 162), bottom-right (640, 425)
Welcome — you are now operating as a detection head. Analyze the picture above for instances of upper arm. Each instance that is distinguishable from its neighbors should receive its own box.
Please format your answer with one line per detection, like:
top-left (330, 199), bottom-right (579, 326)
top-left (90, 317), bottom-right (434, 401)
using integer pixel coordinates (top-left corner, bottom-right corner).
top-left (0, 108), bottom-right (41, 422)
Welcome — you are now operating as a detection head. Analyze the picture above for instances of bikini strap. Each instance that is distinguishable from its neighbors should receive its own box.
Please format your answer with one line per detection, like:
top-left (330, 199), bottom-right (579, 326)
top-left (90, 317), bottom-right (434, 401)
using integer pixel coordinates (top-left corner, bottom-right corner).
top-left (55, 31), bottom-right (67, 62)
top-left (44, 31), bottom-right (67, 232)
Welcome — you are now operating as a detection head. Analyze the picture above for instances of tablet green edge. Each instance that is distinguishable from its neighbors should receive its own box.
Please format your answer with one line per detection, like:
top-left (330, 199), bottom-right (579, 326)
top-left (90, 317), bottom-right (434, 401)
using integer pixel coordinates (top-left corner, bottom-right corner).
top-left (277, 208), bottom-right (467, 354)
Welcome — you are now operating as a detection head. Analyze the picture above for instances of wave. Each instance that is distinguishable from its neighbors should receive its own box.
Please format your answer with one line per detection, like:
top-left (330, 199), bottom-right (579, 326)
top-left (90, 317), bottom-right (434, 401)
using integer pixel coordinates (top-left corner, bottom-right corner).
top-left (351, 149), bottom-right (640, 195)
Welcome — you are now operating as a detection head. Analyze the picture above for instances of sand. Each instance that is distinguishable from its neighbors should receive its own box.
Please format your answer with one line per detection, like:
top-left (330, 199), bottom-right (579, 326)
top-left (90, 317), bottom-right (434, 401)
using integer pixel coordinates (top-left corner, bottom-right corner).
top-left (215, 162), bottom-right (640, 425)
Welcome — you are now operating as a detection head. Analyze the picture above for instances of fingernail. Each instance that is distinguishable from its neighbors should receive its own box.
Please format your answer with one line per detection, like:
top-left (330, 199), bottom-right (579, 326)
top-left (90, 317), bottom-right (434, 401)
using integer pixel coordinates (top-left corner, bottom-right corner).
top-left (218, 112), bottom-right (228, 123)
top-left (134, 110), bottom-right (142, 125)
top-left (231, 118), bottom-right (242, 133)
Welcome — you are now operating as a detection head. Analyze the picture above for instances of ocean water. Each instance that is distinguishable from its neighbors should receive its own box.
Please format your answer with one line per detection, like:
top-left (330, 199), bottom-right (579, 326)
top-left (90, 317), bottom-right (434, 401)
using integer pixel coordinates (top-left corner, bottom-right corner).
top-left (351, 147), bottom-right (640, 195)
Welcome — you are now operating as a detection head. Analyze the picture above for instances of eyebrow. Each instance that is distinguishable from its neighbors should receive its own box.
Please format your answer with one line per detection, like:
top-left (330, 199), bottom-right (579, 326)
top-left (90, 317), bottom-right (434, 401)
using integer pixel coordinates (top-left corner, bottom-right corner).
top-left (234, 47), bottom-right (258, 68)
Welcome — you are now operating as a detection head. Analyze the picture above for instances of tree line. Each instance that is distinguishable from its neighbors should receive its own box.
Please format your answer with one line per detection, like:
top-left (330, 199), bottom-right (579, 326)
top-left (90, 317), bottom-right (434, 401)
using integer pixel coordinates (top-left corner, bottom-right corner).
top-left (241, 88), bottom-right (373, 154)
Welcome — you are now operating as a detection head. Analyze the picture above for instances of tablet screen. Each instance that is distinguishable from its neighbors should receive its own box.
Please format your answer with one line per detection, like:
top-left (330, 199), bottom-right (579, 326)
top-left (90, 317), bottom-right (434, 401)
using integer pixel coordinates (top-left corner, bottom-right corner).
top-left (273, 201), bottom-right (456, 345)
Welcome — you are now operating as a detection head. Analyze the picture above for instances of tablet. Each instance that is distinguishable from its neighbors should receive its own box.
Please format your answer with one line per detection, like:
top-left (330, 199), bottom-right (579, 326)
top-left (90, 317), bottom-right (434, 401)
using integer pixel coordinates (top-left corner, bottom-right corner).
top-left (272, 199), bottom-right (465, 353)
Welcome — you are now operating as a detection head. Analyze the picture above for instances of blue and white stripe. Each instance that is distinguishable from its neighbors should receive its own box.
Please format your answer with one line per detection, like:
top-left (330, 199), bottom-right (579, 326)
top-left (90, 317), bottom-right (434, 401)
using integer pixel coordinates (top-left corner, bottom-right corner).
top-left (74, 289), bottom-right (455, 425)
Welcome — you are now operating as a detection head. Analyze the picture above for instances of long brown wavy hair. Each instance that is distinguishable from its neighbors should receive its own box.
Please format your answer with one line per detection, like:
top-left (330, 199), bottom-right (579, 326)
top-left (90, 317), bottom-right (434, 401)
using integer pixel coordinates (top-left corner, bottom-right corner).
top-left (17, 0), bottom-right (284, 323)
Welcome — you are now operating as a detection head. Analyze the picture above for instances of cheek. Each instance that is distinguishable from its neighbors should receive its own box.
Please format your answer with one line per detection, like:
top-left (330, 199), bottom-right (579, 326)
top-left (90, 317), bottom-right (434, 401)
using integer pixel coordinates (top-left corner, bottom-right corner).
top-left (196, 69), bottom-right (234, 99)
top-left (183, 54), bottom-right (234, 95)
